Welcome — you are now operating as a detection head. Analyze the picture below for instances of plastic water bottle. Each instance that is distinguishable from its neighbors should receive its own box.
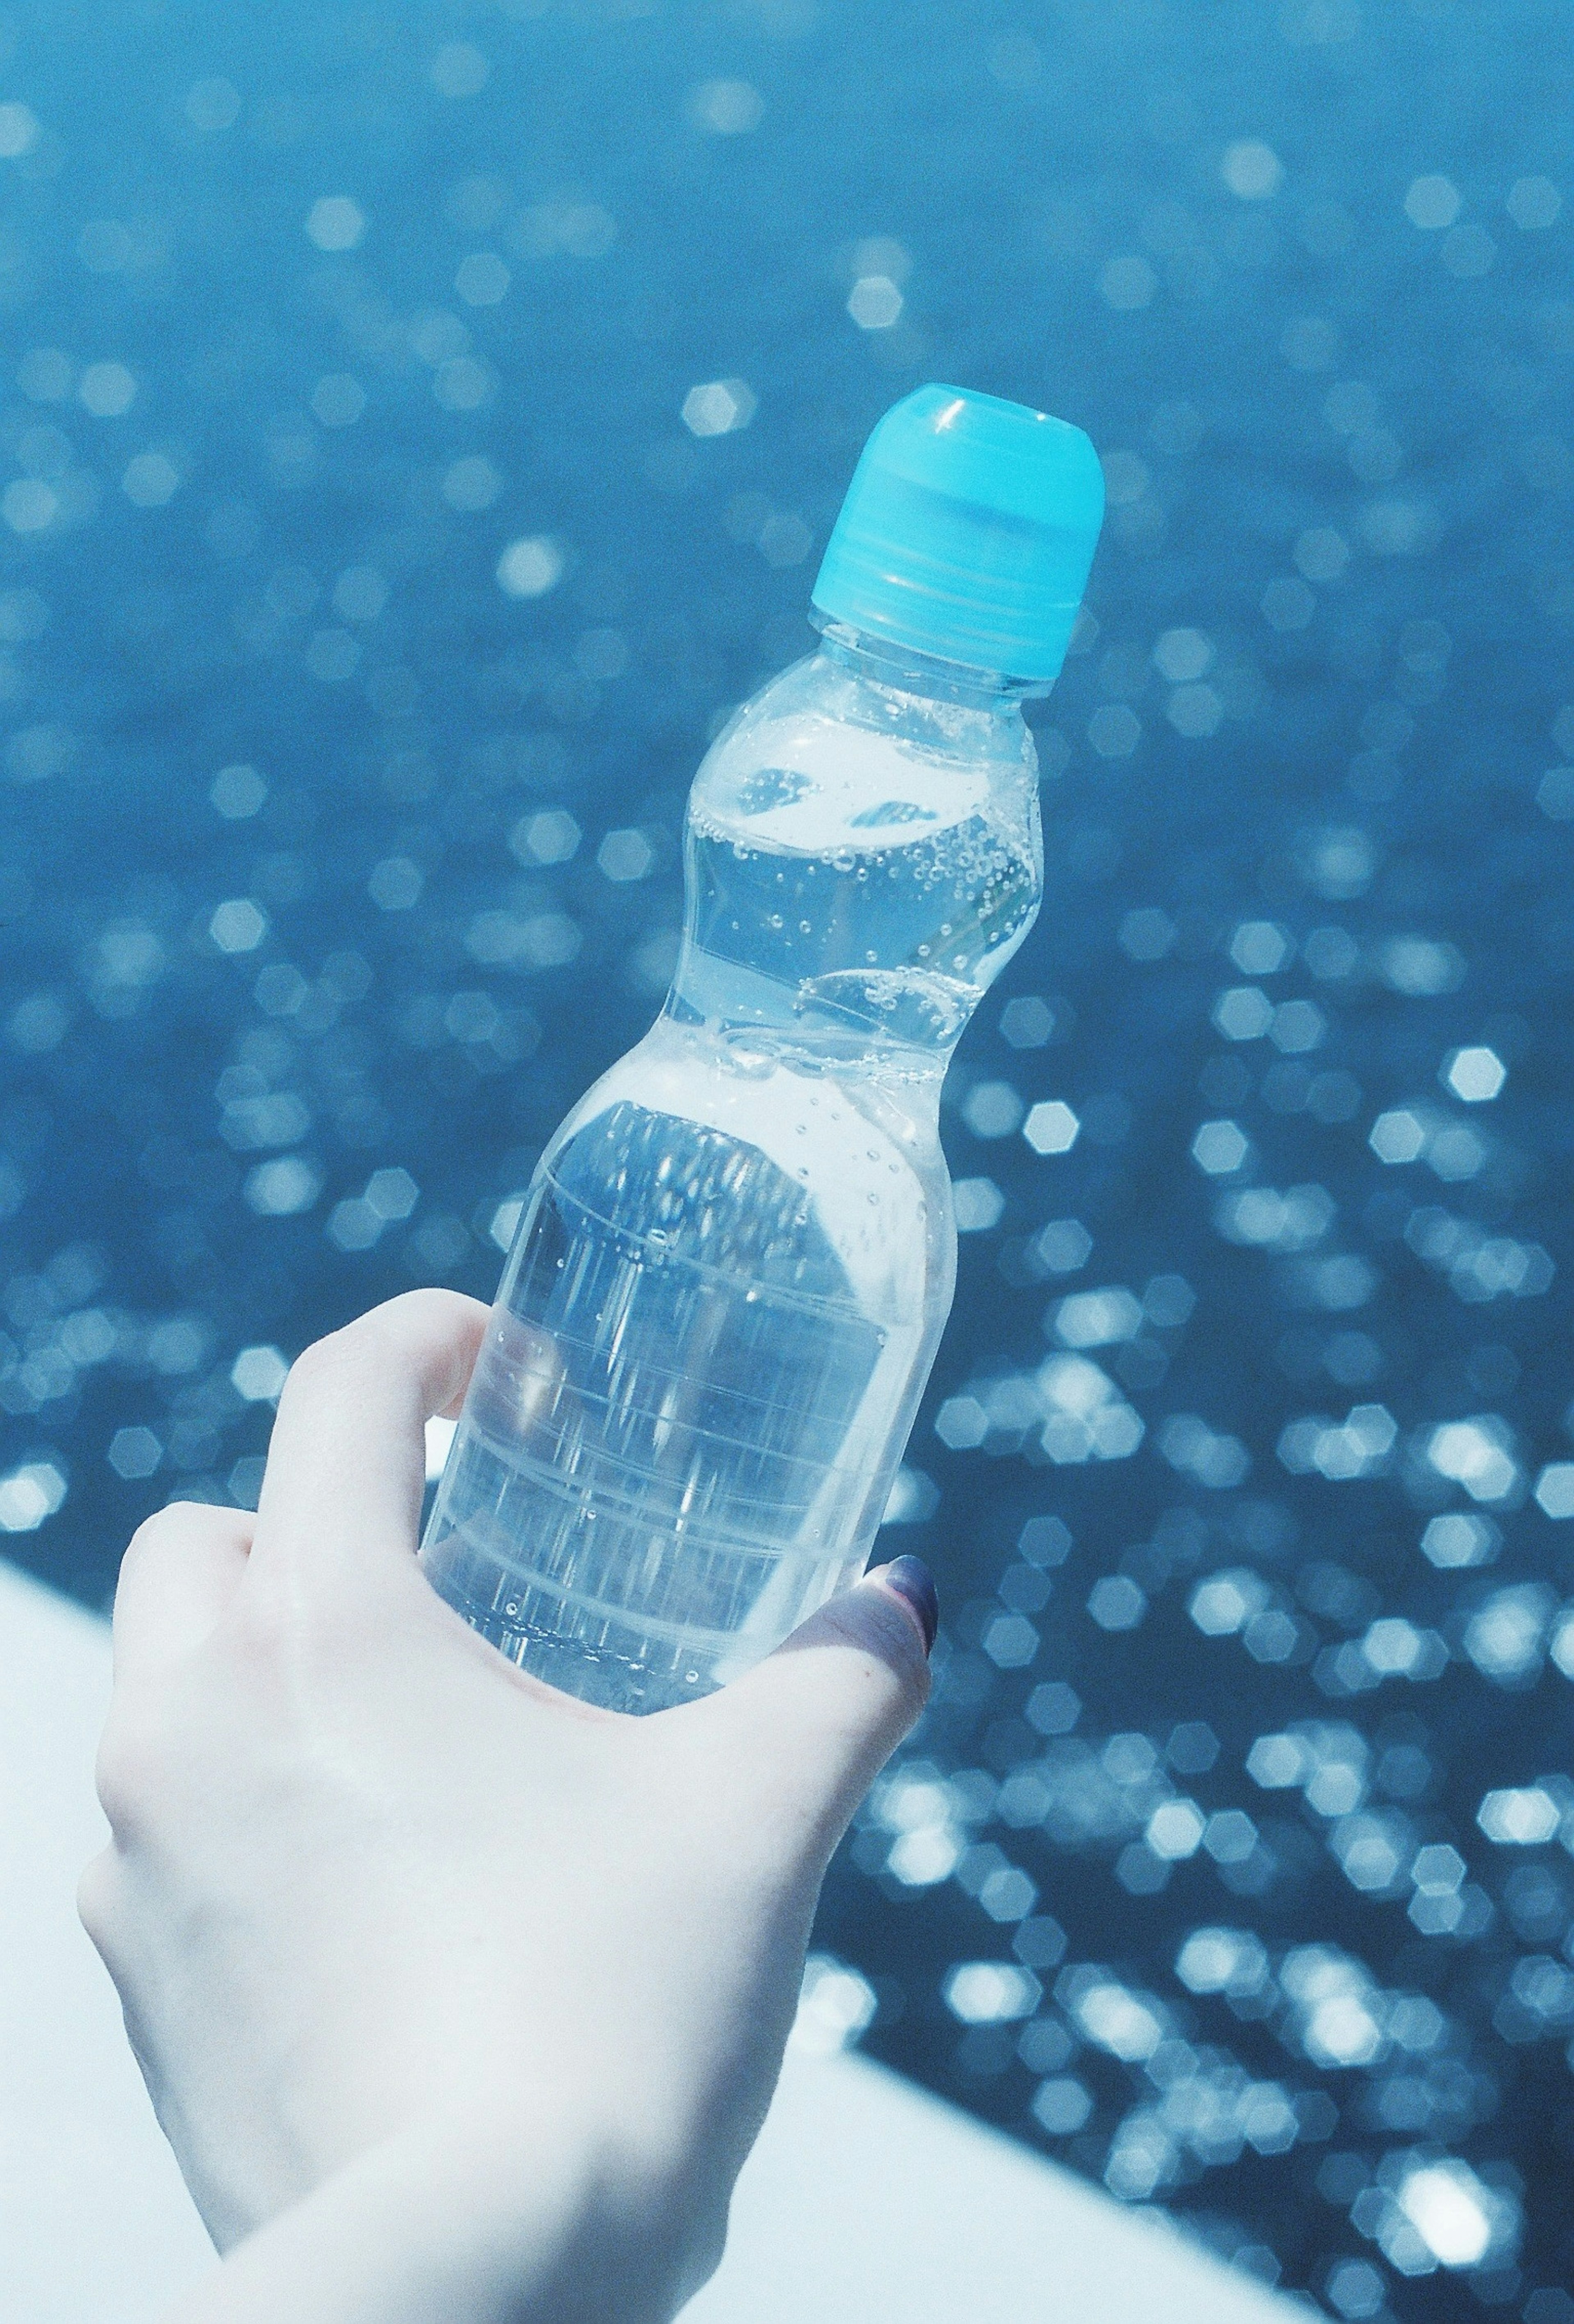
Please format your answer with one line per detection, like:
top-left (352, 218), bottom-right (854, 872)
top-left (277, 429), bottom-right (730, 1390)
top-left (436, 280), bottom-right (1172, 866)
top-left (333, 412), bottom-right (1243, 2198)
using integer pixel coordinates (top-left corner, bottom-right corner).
top-left (421, 384), bottom-right (1103, 1711)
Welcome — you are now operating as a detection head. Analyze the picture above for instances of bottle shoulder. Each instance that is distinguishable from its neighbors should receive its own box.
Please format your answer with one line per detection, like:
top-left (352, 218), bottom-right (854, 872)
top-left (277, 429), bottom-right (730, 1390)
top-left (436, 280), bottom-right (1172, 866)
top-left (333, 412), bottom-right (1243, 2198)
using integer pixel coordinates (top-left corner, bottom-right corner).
top-left (552, 1018), bottom-right (945, 1159)
top-left (701, 647), bottom-right (1035, 775)
top-left (533, 1018), bottom-right (950, 1325)
top-left (690, 649), bottom-right (1039, 861)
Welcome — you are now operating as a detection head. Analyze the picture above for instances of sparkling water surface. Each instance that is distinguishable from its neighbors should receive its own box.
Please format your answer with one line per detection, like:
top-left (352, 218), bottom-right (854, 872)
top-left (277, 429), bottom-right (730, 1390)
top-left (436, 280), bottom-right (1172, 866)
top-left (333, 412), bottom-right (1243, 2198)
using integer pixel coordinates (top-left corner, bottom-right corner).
top-left (3, 0), bottom-right (1574, 2310)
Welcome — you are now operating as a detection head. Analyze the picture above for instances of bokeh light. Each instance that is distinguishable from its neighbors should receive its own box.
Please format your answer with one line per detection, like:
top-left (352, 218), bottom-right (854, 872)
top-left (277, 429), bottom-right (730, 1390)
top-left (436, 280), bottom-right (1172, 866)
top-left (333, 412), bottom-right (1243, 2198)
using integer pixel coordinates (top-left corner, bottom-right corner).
top-left (2, 3), bottom-right (1572, 2313)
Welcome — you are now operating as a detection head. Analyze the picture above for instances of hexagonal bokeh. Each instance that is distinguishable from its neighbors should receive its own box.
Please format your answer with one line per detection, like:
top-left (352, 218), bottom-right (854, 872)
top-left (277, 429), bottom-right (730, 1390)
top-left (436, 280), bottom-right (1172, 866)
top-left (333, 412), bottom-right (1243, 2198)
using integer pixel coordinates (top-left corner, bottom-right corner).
top-left (3, 3), bottom-right (1574, 2313)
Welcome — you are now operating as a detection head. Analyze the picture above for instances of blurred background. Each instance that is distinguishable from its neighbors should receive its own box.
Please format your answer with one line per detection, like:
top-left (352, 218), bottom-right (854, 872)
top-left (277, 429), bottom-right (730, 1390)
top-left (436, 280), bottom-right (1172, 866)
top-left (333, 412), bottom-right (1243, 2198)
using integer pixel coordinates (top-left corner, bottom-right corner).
top-left (1, 0), bottom-right (1572, 2314)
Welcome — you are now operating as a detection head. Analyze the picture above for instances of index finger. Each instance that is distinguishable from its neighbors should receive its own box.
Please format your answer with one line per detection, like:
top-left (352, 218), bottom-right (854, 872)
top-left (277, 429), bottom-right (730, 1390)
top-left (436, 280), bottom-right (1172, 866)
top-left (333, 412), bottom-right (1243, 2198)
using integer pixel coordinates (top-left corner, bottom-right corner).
top-left (250, 1290), bottom-right (488, 1594)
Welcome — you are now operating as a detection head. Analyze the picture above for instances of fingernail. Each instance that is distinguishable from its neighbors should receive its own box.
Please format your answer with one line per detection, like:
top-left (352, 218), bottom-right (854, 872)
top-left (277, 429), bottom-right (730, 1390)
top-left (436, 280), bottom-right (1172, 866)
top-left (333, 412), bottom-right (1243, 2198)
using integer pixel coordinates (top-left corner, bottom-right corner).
top-left (873, 1554), bottom-right (939, 1656)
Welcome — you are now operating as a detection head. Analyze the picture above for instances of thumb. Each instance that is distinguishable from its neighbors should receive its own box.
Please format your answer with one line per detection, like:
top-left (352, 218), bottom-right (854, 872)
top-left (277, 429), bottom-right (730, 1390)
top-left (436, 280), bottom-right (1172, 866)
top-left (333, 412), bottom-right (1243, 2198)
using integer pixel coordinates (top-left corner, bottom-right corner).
top-left (696, 1556), bottom-right (937, 1857)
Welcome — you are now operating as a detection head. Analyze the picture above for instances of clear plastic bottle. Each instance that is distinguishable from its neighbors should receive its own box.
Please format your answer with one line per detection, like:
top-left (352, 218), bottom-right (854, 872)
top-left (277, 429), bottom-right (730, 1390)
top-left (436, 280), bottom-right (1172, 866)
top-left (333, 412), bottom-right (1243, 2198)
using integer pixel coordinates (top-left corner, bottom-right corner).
top-left (421, 385), bottom-right (1104, 1711)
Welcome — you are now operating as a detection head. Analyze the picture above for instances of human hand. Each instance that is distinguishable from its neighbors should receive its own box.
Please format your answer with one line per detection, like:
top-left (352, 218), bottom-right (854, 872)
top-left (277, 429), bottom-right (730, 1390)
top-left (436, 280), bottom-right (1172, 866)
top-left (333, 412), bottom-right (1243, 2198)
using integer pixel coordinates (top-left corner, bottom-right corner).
top-left (79, 1291), bottom-right (934, 2322)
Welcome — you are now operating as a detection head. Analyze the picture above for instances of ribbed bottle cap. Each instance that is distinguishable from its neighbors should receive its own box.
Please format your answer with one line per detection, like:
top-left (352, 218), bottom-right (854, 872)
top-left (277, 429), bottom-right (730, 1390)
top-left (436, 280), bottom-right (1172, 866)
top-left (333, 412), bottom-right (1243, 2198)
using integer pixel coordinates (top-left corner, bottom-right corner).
top-left (811, 384), bottom-right (1104, 685)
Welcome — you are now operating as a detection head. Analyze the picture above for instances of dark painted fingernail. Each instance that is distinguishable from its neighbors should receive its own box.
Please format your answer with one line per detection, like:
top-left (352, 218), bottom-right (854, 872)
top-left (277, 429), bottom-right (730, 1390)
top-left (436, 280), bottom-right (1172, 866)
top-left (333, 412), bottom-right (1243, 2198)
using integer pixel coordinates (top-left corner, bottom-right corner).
top-left (876, 1554), bottom-right (939, 1656)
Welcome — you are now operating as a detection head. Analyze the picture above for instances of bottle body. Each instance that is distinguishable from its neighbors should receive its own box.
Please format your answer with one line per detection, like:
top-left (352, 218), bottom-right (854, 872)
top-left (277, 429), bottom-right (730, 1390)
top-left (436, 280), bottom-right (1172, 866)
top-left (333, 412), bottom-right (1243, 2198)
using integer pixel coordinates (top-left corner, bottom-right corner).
top-left (421, 632), bottom-right (1044, 1711)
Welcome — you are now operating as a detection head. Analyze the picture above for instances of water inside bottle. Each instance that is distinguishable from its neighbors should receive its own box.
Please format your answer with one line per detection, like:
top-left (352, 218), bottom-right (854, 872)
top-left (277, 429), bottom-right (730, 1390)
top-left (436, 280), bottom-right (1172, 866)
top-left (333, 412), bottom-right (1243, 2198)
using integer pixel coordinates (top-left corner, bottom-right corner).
top-left (421, 1073), bottom-right (928, 1709)
top-left (422, 681), bottom-right (1037, 1710)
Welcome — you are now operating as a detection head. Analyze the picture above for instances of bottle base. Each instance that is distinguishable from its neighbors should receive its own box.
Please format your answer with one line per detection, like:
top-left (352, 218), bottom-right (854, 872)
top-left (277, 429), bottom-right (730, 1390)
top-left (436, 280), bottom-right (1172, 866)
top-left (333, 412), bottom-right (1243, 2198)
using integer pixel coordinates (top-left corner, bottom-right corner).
top-left (422, 1533), bottom-right (740, 1715)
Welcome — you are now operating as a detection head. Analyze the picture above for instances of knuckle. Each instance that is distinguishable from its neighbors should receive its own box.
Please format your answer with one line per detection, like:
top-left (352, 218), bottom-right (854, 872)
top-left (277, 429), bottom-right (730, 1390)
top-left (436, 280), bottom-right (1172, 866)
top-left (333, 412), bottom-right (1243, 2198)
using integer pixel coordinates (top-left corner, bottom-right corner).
top-left (116, 1508), bottom-right (180, 1590)
top-left (801, 1589), bottom-right (933, 1779)
top-left (678, 2190), bottom-right (732, 2308)
top-left (287, 1291), bottom-right (484, 1392)
top-left (116, 1502), bottom-right (242, 1604)
top-left (231, 1557), bottom-right (294, 1641)
top-left (289, 1295), bottom-right (419, 1379)
top-left (93, 1702), bottom-right (170, 1836)
top-left (827, 1583), bottom-right (931, 1700)
top-left (276, 1308), bottom-right (407, 1427)
top-left (276, 1325), bottom-right (347, 1399)
top-left (234, 1559), bottom-right (365, 1682)
top-left (76, 1847), bottom-right (121, 1955)
top-left (227, 1578), bottom-right (309, 1684)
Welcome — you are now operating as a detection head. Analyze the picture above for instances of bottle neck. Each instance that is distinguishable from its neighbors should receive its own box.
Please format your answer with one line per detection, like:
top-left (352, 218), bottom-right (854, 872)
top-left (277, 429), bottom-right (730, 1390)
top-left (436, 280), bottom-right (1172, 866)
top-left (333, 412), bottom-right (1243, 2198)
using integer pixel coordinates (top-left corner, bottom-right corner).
top-left (812, 615), bottom-right (1043, 709)
top-left (664, 616), bottom-right (1046, 1116)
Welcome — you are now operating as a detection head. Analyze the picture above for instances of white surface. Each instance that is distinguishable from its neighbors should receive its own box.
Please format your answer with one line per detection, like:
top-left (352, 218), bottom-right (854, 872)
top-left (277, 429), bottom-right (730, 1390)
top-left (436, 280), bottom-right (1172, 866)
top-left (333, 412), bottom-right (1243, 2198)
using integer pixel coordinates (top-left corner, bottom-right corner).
top-left (687, 2045), bottom-right (1302, 2322)
top-left (0, 1558), bottom-right (1300, 2322)
top-left (0, 1563), bottom-right (214, 2322)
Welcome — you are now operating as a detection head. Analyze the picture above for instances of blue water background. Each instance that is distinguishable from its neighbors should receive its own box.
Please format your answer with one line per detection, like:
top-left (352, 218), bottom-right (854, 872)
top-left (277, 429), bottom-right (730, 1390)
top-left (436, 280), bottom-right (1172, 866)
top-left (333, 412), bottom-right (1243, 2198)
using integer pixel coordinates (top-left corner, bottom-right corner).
top-left (2, 1), bottom-right (1573, 2309)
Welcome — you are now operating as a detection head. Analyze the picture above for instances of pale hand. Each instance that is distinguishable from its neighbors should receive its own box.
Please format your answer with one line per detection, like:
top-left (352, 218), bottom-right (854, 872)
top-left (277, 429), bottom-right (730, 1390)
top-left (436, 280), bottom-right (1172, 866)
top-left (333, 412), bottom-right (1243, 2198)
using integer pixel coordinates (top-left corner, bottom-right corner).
top-left (80, 1291), bottom-right (933, 2323)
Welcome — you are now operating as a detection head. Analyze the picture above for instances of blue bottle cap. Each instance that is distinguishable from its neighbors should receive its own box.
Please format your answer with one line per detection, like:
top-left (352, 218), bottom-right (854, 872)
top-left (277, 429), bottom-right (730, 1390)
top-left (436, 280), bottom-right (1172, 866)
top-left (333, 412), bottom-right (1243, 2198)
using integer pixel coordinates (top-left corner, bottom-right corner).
top-left (811, 384), bottom-right (1104, 686)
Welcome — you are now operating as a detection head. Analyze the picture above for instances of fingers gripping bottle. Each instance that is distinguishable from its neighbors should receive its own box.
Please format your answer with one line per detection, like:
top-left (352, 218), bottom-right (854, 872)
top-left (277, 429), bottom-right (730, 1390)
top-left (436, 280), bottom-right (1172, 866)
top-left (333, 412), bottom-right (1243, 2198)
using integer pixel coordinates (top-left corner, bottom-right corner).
top-left (421, 385), bottom-right (1104, 1712)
